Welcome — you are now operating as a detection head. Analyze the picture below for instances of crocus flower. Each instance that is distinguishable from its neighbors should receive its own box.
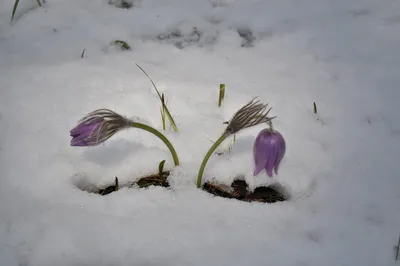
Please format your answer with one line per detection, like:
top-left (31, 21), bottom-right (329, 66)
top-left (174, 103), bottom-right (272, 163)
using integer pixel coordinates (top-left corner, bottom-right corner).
top-left (253, 129), bottom-right (286, 177)
top-left (70, 109), bottom-right (131, 147)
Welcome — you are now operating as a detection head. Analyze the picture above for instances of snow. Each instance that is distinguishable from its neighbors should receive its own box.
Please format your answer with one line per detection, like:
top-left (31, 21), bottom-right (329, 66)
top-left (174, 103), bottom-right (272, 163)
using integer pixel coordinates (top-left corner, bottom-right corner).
top-left (1, 0), bottom-right (400, 265)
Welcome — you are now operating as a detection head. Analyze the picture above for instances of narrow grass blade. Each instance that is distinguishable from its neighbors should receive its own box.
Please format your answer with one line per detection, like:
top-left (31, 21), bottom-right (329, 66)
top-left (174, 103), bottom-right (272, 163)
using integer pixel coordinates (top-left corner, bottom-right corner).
top-left (396, 234), bottom-right (400, 260)
top-left (313, 102), bottom-right (317, 114)
top-left (161, 94), bottom-right (166, 130)
top-left (158, 160), bottom-right (166, 176)
top-left (81, 49), bottom-right (86, 59)
top-left (11, 0), bottom-right (20, 21)
top-left (218, 84), bottom-right (225, 107)
top-left (136, 63), bottom-right (178, 132)
top-left (12, 0), bottom-right (42, 22)
top-left (164, 106), bottom-right (178, 132)
top-left (136, 63), bottom-right (162, 98)
top-left (115, 177), bottom-right (119, 191)
top-left (160, 107), bottom-right (166, 130)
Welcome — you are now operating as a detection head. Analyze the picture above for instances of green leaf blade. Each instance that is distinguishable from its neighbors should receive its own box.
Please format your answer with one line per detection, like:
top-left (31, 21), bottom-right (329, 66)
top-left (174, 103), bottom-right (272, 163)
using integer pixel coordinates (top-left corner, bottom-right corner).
top-left (158, 160), bottom-right (166, 176)
top-left (136, 63), bottom-right (179, 132)
top-left (11, 0), bottom-right (21, 21)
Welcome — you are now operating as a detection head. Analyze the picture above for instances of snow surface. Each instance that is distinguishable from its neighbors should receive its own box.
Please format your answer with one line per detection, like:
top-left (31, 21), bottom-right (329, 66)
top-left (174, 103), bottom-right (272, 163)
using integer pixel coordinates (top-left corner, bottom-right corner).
top-left (1, 0), bottom-right (400, 265)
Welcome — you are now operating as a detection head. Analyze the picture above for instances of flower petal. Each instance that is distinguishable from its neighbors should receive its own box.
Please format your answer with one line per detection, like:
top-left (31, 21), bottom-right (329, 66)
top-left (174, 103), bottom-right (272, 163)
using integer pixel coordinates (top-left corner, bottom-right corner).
top-left (70, 136), bottom-right (88, 146)
top-left (253, 129), bottom-right (270, 176)
top-left (265, 143), bottom-right (277, 177)
top-left (273, 132), bottom-right (286, 174)
top-left (70, 122), bottom-right (99, 137)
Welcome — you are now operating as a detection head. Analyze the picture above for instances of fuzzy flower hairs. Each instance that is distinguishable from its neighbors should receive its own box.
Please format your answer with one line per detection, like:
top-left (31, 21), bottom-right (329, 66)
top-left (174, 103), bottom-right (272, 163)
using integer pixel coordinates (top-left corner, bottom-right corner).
top-left (70, 109), bottom-right (180, 166)
top-left (70, 109), bottom-right (130, 147)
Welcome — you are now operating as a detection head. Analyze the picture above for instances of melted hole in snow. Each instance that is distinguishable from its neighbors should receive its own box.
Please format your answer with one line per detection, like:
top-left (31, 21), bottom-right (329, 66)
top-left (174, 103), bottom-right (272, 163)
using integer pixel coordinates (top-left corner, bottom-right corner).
top-left (203, 180), bottom-right (291, 203)
top-left (154, 27), bottom-right (218, 49)
top-left (72, 174), bottom-right (100, 194)
top-left (108, 0), bottom-right (142, 9)
top-left (237, 28), bottom-right (256, 47)
top-left (72, 172), bottom-right (171, 196)
top-left (72, 173), bottom-right (290, 203)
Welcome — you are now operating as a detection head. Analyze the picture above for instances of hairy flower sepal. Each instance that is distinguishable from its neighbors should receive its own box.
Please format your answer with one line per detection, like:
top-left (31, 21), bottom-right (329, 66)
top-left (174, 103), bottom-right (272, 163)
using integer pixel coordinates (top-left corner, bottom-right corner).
top-left (70, 109), bottom-right (130, 146)
top-left (70, 109), bottom-right (179, 166)
top-left (196, 98), bottom-right (274, 188)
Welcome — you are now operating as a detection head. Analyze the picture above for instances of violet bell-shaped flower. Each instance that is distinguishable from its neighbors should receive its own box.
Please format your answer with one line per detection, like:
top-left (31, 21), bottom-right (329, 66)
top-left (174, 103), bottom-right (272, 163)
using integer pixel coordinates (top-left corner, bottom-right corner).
top-left (253, 129), bottom-right (286, 177)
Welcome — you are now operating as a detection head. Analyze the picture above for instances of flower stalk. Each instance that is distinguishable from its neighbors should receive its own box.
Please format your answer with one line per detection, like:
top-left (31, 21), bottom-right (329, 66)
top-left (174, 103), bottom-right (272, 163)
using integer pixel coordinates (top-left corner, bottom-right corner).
top-left (196, 132), bottom-right (229, 188)
top-left (267, 120), bottom-right (273, 133)
top-left (131, 121), bottom-right (179, 166)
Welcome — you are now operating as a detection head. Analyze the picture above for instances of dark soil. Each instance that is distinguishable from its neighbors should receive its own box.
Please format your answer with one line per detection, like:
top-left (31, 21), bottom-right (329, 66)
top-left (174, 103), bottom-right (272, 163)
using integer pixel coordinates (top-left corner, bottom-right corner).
top-left (203, 180), bottom-right (288, 203)
top-left (95, 174), bottom-right (288, 203)
top-left (96, 171), bottom-right (170, 196)
top-left (135, 171), bottom-right (170, 188)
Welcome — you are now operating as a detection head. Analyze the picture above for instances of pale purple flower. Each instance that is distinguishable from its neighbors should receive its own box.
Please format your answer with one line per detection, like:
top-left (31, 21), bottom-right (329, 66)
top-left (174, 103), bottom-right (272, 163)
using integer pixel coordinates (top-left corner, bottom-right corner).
top-left (70, 109), bottom-right (131, 147)
top-left (253, 129), bottom-right (286, 177)
top-left (70, 117), bottom-right (102, 146)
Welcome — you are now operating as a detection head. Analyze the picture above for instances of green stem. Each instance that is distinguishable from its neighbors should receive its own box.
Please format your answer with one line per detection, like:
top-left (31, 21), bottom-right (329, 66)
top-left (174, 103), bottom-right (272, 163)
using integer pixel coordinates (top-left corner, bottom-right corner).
top-left (268, 120), bottom-right (274, 133)
top-left (11, 0), bottom-right (20, 21)
top-left (131, 122), bottom-right (179, 166)
top-left (196, 132), bottom-right (229, 188)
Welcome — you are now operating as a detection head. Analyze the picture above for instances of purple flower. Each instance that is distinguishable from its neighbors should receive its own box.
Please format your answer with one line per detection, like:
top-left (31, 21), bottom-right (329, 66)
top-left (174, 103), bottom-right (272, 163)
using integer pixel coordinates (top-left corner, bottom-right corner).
top-left (253, 129), bottom-right (286, 177)
top-left (70, 117), bottom-right (103, 146)
top-left (70, 109), bottom-right (131, 147)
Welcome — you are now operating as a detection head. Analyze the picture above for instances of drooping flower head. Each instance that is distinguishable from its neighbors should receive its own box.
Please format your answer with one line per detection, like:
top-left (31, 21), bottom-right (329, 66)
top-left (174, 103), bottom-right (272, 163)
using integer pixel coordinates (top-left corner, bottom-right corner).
top-left (196, 98), bottom-right (275, 188)
top-left (253, 129), bottom-right (286, 177)
top-left (225, 98), bottom-right (275, 136)
top-left (70, 109), bottom-right (132, 146)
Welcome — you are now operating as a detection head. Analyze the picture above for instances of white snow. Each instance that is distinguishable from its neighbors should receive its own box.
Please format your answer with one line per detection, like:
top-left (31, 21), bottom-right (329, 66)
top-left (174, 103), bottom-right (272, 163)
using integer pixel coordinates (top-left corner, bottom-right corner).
top-left (1, 0), bottom-right (400, 265)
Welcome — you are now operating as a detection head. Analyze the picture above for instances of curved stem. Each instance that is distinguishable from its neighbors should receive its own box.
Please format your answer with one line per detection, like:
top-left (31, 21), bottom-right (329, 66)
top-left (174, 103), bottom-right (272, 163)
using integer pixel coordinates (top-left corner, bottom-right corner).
top-left (196, 132), bottom-right (229, 188)
top-left (131, 122), bottom-right (179, 166)
top-left (267, 120), bottom-right (274, 133)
